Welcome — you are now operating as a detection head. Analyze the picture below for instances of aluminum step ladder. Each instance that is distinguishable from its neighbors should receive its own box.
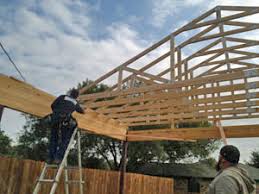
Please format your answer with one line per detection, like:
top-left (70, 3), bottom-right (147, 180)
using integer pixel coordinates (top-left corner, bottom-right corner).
top-left (33, 128), bottom-right (84, 194)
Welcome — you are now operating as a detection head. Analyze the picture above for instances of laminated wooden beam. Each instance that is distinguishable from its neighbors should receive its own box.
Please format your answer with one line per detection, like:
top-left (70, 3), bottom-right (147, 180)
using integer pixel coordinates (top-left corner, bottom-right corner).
top-left (0, 75), bottom-right (127, 140)
top-left (127, 124), bottom-right (259, 141)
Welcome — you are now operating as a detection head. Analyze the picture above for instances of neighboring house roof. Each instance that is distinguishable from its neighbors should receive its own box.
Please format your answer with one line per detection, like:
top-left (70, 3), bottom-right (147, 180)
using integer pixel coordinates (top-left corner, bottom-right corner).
top-left (137, 163), bottom-right (259, 181)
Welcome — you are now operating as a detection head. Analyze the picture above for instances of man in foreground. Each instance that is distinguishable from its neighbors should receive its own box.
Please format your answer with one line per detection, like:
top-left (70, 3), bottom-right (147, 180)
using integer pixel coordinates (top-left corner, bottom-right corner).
top-left (47, 88), bottom-right (85, 164)
top-left (207, 145), bottom-right (256, 194)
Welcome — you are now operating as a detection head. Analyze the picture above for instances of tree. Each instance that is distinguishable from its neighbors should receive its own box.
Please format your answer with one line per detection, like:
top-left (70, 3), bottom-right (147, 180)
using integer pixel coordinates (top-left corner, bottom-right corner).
top-left (0, 128), bottom-right (13, 156)
top-left (162, 122), bottom-right (219, 163)
top-left (247, 150), bottom-right (259, 168)
top-left (13, 115), bottom-right (49, 160)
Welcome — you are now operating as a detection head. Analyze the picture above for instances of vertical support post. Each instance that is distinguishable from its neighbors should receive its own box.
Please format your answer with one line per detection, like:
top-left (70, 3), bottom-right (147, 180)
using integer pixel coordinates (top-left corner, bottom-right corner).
top-left (130, 75), bottom-right (135, 88)
top-left (217, 8), bottom-right (236, 116)
top-left (0, 105), bottom-right (4, 123)
top-left (118, 68), bottom-right (123, 90)
top-left (170, 35), bottom-right (175, 83)
top-left (170, 119), bottom-right (175, 129)
top-left (119, 141), bottom-right (128, 194)
top-left (216, 8), bottom-right (230, 70)
top-left (216, 120), bottom-right (228, 145)
top-left (177, 47), bottom-right (182, 81)
top-left (77, 130), bottom-right (83, 194)
top-left (184, 60), bottom-right (188, 81)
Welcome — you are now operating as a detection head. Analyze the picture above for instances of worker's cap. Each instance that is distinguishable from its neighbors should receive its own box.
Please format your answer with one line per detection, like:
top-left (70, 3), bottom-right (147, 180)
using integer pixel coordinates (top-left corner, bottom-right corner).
top-left (220, 145), bottom-right (240, 164)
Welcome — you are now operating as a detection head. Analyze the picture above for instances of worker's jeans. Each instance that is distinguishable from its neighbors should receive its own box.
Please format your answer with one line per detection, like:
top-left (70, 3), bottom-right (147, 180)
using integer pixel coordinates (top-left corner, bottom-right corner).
top-left (48, 114), bottom-right (75, 161)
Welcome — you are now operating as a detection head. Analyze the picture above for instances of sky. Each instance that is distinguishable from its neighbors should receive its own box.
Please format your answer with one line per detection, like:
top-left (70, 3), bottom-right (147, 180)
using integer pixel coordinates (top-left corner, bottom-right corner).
top-left (1, 0), bottom-right (259, 163)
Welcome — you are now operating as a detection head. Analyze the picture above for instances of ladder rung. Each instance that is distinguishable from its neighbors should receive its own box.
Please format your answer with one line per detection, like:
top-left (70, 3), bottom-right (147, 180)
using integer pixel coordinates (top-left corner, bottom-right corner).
top-left (38, 179), bottom-right (58, 183)
top-left (65, 180), bottom-right (85, 184)
top-left (45, 165), bottom-right (80, 169)
top-left (46, 164), bottom-right (59, 168)
top-left (64, 166), bottom-right (80, 170)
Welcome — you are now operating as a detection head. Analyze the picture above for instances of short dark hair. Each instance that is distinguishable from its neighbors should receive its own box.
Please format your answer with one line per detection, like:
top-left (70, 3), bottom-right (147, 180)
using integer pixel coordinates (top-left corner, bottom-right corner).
top-left (70, 89), bottom-right (79, 99)
top-left (220, 145), bottom-right (240, 164)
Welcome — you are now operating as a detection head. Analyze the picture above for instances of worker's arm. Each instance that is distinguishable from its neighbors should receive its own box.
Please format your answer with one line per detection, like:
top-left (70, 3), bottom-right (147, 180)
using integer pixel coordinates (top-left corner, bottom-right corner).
top-left (75, 103), bottom-right (85, 114)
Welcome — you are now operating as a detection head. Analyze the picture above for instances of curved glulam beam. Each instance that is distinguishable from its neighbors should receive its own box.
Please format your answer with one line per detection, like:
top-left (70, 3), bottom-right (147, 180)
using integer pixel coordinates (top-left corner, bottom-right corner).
top-left (0, 74), bottom-right (127, 140)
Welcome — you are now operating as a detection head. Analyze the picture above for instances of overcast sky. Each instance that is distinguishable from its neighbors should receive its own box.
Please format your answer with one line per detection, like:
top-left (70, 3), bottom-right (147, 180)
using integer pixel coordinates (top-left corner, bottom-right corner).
top-left (1, 0), bottom-right (259, 163)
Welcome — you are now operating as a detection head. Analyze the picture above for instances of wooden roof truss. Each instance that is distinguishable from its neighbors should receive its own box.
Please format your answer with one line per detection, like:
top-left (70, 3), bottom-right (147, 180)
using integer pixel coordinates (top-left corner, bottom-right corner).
top-left (79, 6), bottom-right (259, 129)
top-left (2, 6), bottom-right (259, 141)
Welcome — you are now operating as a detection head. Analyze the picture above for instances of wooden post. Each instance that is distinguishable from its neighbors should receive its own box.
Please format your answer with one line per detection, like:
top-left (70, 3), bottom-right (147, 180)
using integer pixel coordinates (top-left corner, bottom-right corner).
top-left (0, 106), bottom-right (4, 123)
top-left (216, 120), bottom-right (228, 145)
top-left (217, 9), bottom-right (236, 117)
top-left (170, 35), bottom-right (175, 83)
top-left (119, 141), bottom-right (128, 194)
top-left (177, 47), bottom-right (182, 81)
top-left (118, 68), bottom-right (123, 90)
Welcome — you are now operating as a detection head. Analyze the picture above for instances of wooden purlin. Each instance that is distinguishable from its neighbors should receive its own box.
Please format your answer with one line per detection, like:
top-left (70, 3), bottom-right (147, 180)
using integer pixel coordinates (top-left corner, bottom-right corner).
top-left (97, 75), bottom-right (259, 125)
top-left (0, 74), bottom-right (127, 140)
top-left (126, 125), bottom-right (259, 141)
top-left (81, 69), bottom-right (259, 107)
top-left (80, 69), bottom-right (259, 101)
top-left (81, 84), bottom-right (259, 125)
top-left (97, 91), bottom-right (259, 115)
top-left (108, 98), bottom-right (259, 120)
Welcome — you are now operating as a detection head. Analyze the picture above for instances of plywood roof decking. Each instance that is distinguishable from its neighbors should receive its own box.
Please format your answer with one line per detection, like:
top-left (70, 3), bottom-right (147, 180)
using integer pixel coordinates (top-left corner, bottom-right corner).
top-left (0, 75), bottom-right (127, 140)
top-left (2, 6), bottom-right (259, 141)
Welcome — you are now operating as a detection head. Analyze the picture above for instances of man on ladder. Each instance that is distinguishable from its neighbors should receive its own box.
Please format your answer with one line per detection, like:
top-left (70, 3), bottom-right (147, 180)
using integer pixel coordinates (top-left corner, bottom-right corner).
top-left (48, 88), bottom-right (85, 164)
top-left (33, 88), bottom-right (85, 194)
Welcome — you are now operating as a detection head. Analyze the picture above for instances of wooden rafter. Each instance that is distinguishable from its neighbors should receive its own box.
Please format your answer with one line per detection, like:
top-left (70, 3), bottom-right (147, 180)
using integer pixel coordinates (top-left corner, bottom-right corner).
top-left (0, 75), bottom-right (127, 140)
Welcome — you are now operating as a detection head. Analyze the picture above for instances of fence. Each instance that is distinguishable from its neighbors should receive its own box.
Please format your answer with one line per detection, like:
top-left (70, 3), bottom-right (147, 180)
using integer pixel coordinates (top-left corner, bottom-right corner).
top-left (0, 156), bottom-right (173, 194)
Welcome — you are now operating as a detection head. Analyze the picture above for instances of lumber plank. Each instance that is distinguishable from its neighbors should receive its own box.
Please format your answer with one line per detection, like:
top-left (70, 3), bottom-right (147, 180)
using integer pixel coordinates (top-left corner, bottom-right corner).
top-left (0, 75), bottom-right (127, 140)
top-left (127, 124), bottom-right (259, 141)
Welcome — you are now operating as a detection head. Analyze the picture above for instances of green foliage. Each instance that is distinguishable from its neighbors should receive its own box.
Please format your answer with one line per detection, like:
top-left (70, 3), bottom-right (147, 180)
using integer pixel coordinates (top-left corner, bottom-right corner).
top-left (127, 122), bottom-right (219, 171)
top-left (13, 115), bottom-right (49, 161)
top-left (247, 150), bottom-right (259, 168)
top-left (0, 128), bottom-right (13, 156)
